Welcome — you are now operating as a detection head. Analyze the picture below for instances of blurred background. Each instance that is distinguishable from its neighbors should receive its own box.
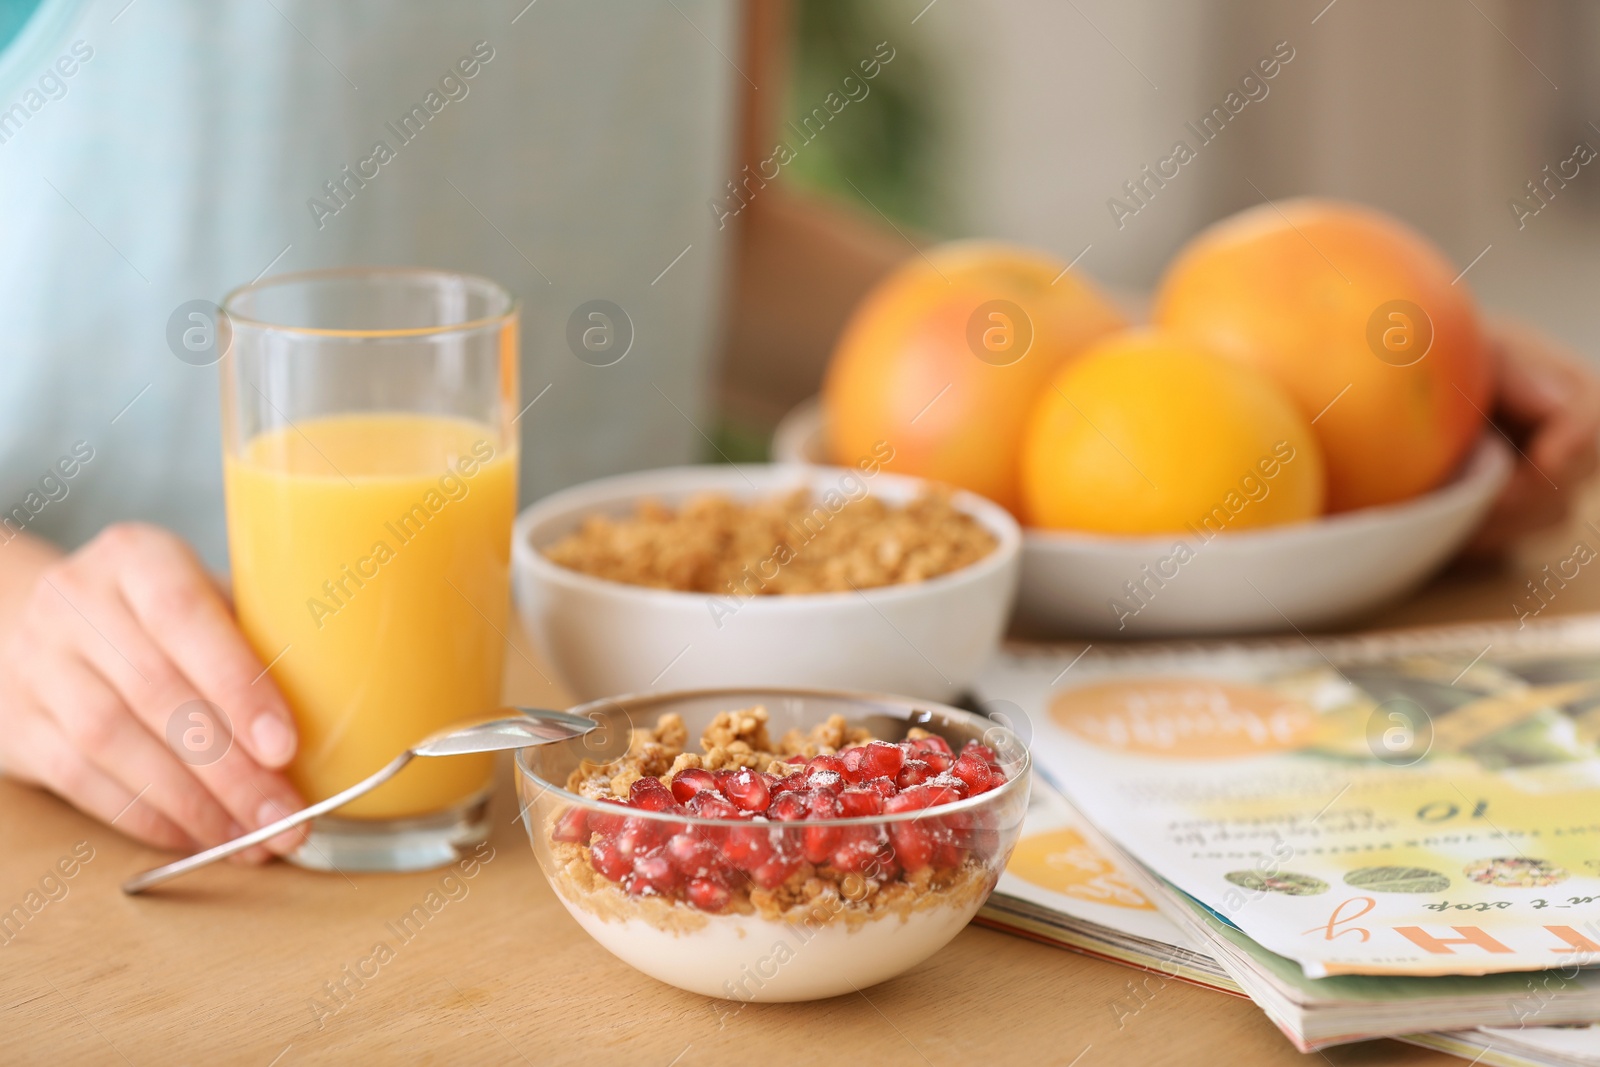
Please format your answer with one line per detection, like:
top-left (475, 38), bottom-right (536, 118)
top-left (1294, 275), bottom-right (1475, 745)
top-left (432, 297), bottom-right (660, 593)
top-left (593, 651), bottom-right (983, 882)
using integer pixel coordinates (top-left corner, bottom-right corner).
top-left (719, 0), bottom-right (1600, 453)
top-left (2, 0), bottom-right (1595, 563)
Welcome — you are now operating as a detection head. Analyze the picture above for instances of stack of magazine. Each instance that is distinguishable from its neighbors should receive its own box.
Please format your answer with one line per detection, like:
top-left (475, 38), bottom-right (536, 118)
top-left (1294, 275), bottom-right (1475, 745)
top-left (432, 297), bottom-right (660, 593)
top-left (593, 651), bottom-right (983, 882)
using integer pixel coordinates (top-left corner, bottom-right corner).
top-left (973, 614), bottom-right (1600, 1065)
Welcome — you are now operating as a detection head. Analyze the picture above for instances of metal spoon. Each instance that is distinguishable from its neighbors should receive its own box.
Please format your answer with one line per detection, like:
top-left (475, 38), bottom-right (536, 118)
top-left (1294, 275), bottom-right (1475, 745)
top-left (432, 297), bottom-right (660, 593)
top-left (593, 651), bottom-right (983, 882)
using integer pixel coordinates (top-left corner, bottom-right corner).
top-left (122, 707), bottom-right (597, 895)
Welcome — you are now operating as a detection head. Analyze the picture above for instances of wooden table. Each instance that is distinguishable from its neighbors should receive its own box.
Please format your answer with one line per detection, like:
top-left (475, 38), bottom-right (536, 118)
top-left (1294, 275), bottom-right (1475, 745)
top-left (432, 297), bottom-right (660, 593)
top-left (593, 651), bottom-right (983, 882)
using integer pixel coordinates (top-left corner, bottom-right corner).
top-left (11, 524), bottom-right (1600, 1067)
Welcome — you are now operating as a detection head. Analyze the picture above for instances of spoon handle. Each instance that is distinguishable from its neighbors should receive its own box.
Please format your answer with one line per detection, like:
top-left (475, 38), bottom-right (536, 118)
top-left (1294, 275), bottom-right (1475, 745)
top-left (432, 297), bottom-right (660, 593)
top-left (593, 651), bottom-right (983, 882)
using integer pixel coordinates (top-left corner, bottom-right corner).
top-left (121, 750), bottom-right (416, 896)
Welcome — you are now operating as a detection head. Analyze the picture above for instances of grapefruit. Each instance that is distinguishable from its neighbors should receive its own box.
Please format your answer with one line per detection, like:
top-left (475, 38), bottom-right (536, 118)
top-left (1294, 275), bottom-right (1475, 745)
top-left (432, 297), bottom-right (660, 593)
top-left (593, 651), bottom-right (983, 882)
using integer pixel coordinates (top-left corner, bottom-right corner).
top-left (1153, 199), bottom-right (1490, 512)
top-left (1020, 330), bottom-right (1325, 534)
top-left (822, 241), bottom-right (1126, 512)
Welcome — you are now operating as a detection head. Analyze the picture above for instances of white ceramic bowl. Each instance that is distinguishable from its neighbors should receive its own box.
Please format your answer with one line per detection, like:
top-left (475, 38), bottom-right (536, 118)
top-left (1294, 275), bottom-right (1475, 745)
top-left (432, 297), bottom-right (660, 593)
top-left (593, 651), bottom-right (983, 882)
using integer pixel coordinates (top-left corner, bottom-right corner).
top-left (512, 465), bottom-right (1021, 700)
top-left (772, 399), bottom-right (1511, 638)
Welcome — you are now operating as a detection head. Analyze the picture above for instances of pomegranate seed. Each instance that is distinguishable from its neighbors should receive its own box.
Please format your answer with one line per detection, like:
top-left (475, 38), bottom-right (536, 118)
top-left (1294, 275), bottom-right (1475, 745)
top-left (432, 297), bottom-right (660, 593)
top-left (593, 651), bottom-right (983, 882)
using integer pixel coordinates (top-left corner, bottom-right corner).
top-left (658, 811), bottom-right (690, 839)
top-left (632, 853), bottom-right (681, 893)
top-left (686, 793), bottom-right (738, 847)
top-left (841, 746), bottom-right (867, 783)
top-left (670, 767), bottom-right (718, 804)
top-left (808, 790), bottom-right (841, 818)
top-left (857, 741), bottom-right (903, 780)
top-left (896, 759), bottom-right (933, 789)
top-left (930, 772), bottom-right (970, 799)
top-left (861, 776), bottom-right (898, 799)
top-left (837, 788), bottom-right (883, 817)
top-left (752, 853), bottom-right (802, 890)
top-left (807, 769), bottom-right (846, 795)
top-left (807, 753), bottom-right (847, 776)
top-left (771, 771), bottom-right (809, 795)
top-left (768, 792), bottom-right (809, 821)
top-left (589, 836), bottom-right (630, 881)
top-left (919, 749), bottom-right (953, 773)
top-left (951, 751), bottom-right (991, 794)
top-left (723, 769), bottom-right (772, 812)
top-left (588, 799), bottom-right (628, 837)
top-left (890, 822), bottom-right (934, 871)
top-left (725, 824), bottom-right (775, 869)
top-left (771, 825), bottom-right (805, 862)
top-left (713, 769), bottom-right (740, 795)
top-left (886, 783), bottom-right (959, 812)
top-left (933, 836), bottom-right (967, 869)
top-left (832, 826), bottom-right (882, 872)
top-left (687, 792), bottom-right (740, 820)
top-left (870, 844), bottom-right (902, 881)
top-left (686, 877), bottom-right (731, 912)
top-left (931, 815), bottom-right (972, 865)
top-left (962, 740), bottom-right (1000, 764)
top-left (551, 807), bottom-right (589, 843)
top-left (884, 791), bottom-right (926, 814)
top-left (629, 776), bottom-right (675, 811)
top-left (615, 817), bottom-right (662, 860)
top-left (913, 734), bottom-right (954, 758)
top-left (802, 792), bottom-right (841, 863)
top-left (666, 832), bottom-right (721, 878)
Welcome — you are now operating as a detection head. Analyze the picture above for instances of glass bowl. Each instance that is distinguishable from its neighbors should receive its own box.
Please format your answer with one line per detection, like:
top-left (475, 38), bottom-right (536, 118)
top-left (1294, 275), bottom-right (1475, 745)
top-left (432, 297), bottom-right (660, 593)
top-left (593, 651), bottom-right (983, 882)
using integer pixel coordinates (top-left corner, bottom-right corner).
top-left (515, 688), bottom-right (1030, 1001)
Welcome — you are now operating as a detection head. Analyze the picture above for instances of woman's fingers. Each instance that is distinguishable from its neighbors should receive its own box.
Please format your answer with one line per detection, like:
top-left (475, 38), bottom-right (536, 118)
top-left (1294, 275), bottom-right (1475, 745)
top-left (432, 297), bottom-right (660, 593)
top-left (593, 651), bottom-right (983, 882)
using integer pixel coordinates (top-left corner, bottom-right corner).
top-left (111, 534), bottom-right (309, 853)
top-left (1472, 319), bottom-right (1600, 556)
top-left (1528, 397), bottom-right (1600, 487)
top-left (32, 533), bottom-right (306, 855)
top-left (0, 523), bottom-right (314, 860)
top-left (1492, 322), bottom-right (1600, 466)
top-left (42, 658), bottom-right (237, 847)
top-left (77, 617), bottom-right (305, 856)
top-left (3, 705), bottom-right (193, 852)
top-left (1493, 327), bottom-right (1566, 423)
top-left (103, 524), bottom-right (299, 768)
top-left (30, 649), bottom-right (284, 863)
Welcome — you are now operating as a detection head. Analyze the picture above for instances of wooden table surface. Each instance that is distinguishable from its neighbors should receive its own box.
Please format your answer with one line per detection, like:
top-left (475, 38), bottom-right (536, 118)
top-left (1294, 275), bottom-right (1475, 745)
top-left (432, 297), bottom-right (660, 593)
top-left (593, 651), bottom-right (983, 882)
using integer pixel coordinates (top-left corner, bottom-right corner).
top-left (9, 512), bottom-right (1600, 1066)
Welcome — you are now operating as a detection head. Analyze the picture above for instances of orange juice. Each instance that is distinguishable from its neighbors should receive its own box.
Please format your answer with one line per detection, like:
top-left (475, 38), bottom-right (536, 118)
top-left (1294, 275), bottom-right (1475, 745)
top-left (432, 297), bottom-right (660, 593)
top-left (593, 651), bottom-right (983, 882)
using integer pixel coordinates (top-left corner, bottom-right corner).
top-left (224, 412), bottom-right (517, 817)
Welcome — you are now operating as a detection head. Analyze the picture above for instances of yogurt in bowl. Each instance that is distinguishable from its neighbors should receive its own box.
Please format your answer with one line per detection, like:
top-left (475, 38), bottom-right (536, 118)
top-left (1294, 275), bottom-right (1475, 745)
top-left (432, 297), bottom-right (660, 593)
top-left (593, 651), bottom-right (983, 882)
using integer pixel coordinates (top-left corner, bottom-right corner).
top-left (516, 688), bottom-right (1030, 1001)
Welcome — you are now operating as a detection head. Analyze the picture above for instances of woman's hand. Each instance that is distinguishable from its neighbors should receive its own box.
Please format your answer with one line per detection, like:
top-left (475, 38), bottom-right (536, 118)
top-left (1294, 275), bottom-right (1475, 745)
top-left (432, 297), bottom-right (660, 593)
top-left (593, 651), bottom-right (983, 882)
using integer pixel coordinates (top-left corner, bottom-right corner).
top-left (1462, 318), bottom-right (1600, 558)
top-left (0, 523), bottom-right (304, 860)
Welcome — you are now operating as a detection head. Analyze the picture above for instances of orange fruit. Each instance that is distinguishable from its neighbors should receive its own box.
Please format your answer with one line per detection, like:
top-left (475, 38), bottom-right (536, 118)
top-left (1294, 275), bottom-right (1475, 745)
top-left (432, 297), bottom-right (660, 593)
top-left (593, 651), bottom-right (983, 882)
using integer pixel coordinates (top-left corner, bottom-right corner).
top-left (1020, 330), bottom-right (1325, 534)
top-left (1153, 199), bottom-right (1490, 512)
top-left (822, 241), bottom-right (1126, 512)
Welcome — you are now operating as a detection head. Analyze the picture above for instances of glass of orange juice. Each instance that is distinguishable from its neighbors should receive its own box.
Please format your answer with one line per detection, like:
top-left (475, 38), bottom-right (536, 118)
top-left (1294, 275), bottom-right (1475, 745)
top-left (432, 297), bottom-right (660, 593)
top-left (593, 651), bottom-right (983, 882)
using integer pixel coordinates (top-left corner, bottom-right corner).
top-left (219, 268), bottom-right (518, 872)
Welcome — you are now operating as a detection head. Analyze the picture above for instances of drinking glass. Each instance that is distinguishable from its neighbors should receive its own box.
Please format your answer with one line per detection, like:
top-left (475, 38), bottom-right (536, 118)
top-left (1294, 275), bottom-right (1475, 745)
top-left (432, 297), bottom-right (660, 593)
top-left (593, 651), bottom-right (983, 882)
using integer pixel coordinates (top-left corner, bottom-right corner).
top-left (219, 268), bottom-right (518, 872)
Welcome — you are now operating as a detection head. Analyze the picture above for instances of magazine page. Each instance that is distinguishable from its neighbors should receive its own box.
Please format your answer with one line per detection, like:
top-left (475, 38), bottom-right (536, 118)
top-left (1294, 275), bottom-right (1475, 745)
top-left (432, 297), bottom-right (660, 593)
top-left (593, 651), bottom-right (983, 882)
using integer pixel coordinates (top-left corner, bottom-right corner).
top-left (978, 614), bottom-right (1600, 978)
top-left (995, 781), bottom-right (1202, 947)
top-left (1475, 1024), bottom-right (1600, 1065)
top-left (1404, 1028), bottom-right (1600, 1067)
